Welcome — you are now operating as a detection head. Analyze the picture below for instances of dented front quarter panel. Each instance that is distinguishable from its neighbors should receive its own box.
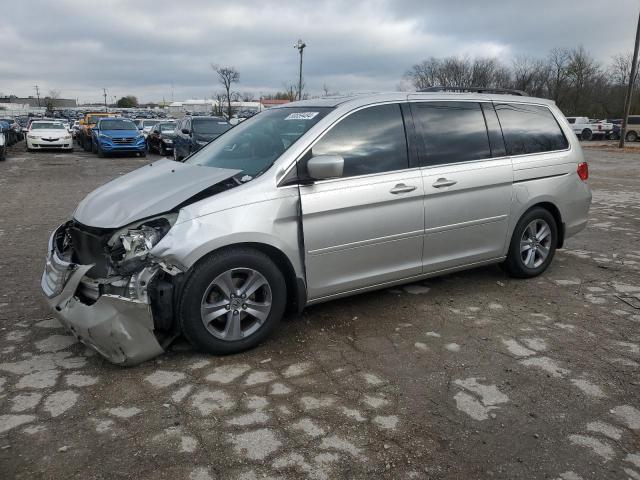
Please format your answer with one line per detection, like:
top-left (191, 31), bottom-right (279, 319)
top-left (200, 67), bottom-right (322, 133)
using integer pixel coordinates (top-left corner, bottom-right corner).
top-left (151, 178), bottom-right (304, 276)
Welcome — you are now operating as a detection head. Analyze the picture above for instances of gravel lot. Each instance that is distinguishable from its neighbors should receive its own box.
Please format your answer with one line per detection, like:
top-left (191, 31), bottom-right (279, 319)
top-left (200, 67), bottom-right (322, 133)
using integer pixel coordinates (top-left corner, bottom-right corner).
top-left (0, 142), bottom-right (639, 480)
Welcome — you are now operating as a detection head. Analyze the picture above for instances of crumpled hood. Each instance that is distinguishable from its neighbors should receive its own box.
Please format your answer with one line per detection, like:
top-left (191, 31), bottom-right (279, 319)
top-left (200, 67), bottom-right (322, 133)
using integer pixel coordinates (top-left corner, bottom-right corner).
top-left (73, 158), bottom-right (241, 228)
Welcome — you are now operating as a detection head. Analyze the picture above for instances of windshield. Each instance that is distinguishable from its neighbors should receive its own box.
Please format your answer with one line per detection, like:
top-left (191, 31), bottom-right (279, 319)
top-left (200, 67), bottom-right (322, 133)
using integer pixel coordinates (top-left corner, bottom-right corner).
top-left (185, 107), bottom-right (332, 177)
top-left (192, 119), bottom-right (231, 135)
top-left (159, 122), bottom-right (176, 132)
top-left (32, 122), bottom-right (65, 130)
top-left (99, 119), bottom-right (136, 130)
top-left (143, 120), bottom-right (160, 128)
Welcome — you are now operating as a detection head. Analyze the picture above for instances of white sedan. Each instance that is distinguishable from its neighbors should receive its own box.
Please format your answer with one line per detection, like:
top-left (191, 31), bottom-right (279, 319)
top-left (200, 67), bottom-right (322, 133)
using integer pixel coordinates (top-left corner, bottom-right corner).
top-left (26, 121), bottom-right (73, 151)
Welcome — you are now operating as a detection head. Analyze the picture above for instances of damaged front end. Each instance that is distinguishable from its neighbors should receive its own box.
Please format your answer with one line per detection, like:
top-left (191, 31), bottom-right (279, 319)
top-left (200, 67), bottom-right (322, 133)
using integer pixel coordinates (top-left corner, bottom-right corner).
top-left (41, 217), bottom-right (182, 366)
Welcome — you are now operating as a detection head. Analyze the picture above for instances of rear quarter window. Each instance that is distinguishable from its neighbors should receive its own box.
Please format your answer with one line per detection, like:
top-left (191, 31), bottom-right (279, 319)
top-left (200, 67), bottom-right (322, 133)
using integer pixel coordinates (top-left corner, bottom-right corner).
top-left (495, 103), bottom-right (568, 156)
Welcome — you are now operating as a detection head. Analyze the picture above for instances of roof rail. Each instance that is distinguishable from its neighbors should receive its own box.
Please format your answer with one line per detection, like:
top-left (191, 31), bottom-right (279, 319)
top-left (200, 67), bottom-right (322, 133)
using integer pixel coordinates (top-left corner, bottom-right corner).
top-left (418, 86), bottom-right (527, 96)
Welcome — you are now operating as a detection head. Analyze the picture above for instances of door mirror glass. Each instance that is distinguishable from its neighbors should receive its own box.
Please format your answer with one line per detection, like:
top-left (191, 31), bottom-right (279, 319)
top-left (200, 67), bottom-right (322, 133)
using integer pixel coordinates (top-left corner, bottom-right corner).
top-left (307, 155), bottom-right (344, 180)
top-left (182, 128), bottom-right (190, 135)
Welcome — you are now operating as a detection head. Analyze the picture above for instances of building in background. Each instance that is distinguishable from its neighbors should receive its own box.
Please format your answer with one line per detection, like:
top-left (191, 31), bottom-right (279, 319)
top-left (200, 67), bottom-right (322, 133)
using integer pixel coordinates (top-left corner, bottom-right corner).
top-left (0, 96), bottom-right (77, 108)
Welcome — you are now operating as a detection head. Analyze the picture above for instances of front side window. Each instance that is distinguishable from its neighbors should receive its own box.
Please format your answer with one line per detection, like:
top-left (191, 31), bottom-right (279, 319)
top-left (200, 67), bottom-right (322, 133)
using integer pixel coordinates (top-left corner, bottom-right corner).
top-left (495, 103), bottom-right (568, 155)
top-left (185, 107), bottom-right (332, 178)
top-left (310, 103), bottom-right (408, 178)
top-left (411, 101), bottom-right (491, 166)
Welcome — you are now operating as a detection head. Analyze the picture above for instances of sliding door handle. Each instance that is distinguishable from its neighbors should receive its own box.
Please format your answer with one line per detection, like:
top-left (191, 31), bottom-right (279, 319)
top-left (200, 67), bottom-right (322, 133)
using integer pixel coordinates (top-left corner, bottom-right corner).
top-left (432, 178), bottom-right (457, 188)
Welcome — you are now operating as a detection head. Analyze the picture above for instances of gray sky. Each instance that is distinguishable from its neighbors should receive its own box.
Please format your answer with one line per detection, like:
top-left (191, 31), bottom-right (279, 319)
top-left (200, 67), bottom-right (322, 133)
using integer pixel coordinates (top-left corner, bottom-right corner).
top-left (0, 0), bottom-right (636, 103)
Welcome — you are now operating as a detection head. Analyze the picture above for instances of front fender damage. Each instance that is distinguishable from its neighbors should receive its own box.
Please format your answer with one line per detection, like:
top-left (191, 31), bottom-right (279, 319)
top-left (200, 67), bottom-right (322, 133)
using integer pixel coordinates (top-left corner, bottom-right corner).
top-left (42, 225), bottom-right (182, 366)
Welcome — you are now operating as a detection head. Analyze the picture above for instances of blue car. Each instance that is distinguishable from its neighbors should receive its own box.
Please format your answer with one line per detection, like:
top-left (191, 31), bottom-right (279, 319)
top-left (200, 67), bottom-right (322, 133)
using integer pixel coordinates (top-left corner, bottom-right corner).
top-left (91, 118), bottom-right (146, 157)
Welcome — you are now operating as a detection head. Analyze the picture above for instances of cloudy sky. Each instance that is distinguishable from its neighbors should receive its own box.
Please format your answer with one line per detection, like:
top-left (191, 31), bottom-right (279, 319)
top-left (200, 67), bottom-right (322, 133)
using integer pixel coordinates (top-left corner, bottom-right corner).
top-left (0, 0), bottom-right (636, 103)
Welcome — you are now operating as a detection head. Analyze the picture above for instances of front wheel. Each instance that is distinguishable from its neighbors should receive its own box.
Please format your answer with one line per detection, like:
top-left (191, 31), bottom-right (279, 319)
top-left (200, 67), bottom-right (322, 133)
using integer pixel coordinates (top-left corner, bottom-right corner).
top-left (502, 207), bottom-right (558, 278)
top-left (581, 129), bottom-right (592, 141)
top-left (159, 142), bottom-right (166, 156)
top-left (626, 130), bottom-right (638, 142)
top-left (179, 248), bottom-right (287, 355)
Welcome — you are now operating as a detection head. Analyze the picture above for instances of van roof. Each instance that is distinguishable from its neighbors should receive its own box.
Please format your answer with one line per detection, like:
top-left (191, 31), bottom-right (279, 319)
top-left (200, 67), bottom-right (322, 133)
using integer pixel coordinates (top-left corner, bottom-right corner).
top-left (278, 92), bottom-right (557, 109)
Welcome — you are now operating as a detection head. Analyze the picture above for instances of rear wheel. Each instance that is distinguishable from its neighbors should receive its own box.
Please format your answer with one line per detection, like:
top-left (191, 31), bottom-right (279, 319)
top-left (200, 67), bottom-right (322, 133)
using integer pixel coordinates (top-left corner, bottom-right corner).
top-left (626, 130), bottom-right (638, 142)
top-left (581, 128), bottom-right (592, 141)
top-left (179, 248), bottom-right (287, 355)
top-left (502, 207), bottom-right (558, 278)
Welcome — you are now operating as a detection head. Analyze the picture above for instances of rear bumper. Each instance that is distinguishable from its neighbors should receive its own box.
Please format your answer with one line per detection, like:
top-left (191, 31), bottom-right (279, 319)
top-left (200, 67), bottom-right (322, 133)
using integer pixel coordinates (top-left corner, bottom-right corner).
top-left (41, 226), bottom-right (164, 366)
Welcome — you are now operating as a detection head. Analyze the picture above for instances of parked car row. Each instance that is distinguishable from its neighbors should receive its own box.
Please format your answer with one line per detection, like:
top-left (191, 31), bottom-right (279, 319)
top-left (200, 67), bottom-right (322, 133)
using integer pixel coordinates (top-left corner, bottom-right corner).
top-left (0, 116), bottom-right (25, 145)
top-left (566, 115), bottom-right (640, 142)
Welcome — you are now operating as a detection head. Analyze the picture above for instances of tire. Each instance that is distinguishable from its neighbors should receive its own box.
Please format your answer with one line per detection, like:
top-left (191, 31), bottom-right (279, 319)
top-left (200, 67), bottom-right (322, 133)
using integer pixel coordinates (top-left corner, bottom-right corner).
top-left (581, 129), bottom-right (592, 141)
top-left (173, 147), bottom-right (181, 162)
top-left (91, 140), bottom-right (97, 154)
top-left (179, 247), bottom-right (287, 355)
top-left (96, 143), bottom-right (105, 158)
top-left (139, 150), bottom-right (146, 158)
top-left (159, 142), bottom-right (166, 156)
top-left (502, 207), bottom-right (558, 279)
top-left (626, 130), bottom-right (638, 142)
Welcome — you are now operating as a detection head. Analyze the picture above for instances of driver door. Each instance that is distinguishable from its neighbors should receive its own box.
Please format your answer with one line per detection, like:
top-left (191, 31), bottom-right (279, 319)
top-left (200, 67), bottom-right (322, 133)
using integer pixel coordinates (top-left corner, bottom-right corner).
top-left (298, 103), bottom-right (425, 300)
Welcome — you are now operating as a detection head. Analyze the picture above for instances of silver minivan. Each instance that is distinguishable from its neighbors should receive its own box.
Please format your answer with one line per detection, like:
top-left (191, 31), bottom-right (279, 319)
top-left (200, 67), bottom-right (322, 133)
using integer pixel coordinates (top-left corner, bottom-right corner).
top-left (41, 91), bottom-right (592, 365)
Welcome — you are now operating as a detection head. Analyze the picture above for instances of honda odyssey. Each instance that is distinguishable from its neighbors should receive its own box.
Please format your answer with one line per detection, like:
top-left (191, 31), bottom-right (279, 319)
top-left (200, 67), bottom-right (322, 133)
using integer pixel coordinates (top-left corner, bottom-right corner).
top-left (41, 90), bottom-right (591, 365)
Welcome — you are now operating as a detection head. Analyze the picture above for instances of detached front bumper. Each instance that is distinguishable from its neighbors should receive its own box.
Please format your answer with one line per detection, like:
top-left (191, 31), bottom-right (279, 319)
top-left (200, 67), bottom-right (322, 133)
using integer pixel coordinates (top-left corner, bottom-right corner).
top-left (41, 226), bottom-right (164, 366)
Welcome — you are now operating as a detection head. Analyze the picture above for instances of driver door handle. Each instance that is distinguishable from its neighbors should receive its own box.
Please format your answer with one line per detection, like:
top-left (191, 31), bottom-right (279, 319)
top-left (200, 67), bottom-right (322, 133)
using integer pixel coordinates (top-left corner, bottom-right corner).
top-left (432, 178), bottom-right (457, 188)
top-left (389, 183), bottom-right (417, 194)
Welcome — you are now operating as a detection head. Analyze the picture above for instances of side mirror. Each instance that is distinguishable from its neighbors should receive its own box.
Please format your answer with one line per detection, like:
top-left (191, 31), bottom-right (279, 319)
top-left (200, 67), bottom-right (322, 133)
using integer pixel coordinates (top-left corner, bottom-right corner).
top-left (182, 128), bottom-right (191, 135)
top-left (306, 155), bottom-right (344, 180)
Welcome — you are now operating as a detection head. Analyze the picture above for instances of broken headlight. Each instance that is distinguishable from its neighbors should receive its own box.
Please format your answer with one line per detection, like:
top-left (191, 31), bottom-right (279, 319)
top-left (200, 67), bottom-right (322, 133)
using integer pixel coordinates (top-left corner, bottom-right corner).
top-left (108, 214), bottom-right (177, 273)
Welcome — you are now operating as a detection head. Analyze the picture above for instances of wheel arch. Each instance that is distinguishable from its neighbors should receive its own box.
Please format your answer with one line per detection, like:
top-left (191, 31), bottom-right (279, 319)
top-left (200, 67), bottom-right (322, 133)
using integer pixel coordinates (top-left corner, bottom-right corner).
top-left (521, 201), bottom-right (565, 249)
top-left (179, 241), bottom-right (306, 315)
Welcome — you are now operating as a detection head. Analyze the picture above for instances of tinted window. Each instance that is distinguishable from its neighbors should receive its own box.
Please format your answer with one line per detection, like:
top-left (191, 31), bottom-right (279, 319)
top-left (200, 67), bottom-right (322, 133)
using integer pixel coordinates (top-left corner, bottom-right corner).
top-left (495, 103), bottom-right (568, 155)
top-left (628, 116), bottom-right (640, 125)
top-left (481, 103), bottom-right (506, 158)
top-left (411, 102), bottom-right (491, 166)
top-left (310, 104), bottom-right (408, 178)
top-left (566, 118), bottom-right (576, 124)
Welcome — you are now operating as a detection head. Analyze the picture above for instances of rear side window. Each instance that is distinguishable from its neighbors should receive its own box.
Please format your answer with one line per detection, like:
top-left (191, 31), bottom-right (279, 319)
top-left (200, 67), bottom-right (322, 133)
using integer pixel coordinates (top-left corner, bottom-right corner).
top-left (311, 103), bottom-right (408, 178)
top-left (410, 101), bottom-right (491, 166)
top-left (628, 116), bottom-right (640, 125)
top-left (495, 103), bottom-right (568, 155)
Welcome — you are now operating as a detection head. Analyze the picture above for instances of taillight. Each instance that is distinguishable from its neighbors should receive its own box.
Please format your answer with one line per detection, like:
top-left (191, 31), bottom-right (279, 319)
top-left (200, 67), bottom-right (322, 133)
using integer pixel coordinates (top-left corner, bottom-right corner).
top-left (577, 162), bottom-right (589, 181)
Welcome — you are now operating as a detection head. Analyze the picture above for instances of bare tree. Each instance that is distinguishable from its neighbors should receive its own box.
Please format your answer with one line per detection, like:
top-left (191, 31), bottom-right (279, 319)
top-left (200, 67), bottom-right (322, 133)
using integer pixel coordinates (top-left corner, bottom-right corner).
top-left (212, 64), bottom-right (239, 119)
top-left (322, 83), bottom-right (331, 96)
top-left (44, 89), bottom-right (61, 113)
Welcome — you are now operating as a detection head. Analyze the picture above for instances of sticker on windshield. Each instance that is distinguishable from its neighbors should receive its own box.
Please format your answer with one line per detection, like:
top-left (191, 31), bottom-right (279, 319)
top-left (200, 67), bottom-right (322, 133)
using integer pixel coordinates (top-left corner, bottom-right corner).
top-left (285, 112), bottom-right (319, 120)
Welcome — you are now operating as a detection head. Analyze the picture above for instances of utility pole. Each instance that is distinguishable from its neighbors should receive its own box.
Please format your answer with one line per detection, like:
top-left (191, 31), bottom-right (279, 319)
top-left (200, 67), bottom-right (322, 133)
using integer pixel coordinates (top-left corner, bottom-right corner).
top-left (103, 88), bottom-right (108, 111)
top-left (34, 85), bottom-right (40, 107)
top-left (620, 10), bottom-right (640, 148)
top-left (294, 39), bottom-right (306, 101)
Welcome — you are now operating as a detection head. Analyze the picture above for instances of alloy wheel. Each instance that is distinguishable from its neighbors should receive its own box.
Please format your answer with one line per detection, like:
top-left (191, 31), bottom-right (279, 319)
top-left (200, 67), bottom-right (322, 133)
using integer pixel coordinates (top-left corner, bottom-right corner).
top-left (200, 268), bottom-right (272, 341)
top-left (520, 219), bottom-right (552, 268)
